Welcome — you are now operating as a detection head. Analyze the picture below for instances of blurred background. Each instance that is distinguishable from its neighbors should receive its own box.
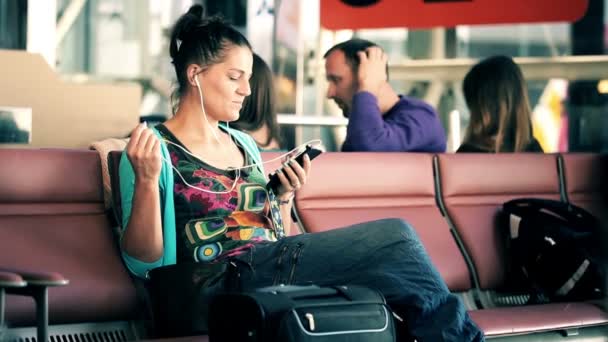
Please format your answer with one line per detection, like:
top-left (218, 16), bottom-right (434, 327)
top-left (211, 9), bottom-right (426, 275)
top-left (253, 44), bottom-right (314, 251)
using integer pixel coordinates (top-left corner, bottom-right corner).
top-left (0, 0), bottom-right (607, 152)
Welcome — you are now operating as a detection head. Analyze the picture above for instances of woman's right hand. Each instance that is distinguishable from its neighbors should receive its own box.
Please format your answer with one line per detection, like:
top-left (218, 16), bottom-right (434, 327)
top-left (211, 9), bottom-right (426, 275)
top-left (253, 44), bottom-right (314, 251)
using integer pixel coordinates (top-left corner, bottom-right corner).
top-left (126, 123), bottom-right (161, 183)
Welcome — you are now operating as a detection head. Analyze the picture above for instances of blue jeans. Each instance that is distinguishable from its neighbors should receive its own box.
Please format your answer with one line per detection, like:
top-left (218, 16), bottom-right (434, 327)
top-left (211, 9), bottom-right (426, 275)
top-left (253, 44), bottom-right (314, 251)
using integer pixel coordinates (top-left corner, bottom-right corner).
top-left (230, 218), bottom-right (484, 341)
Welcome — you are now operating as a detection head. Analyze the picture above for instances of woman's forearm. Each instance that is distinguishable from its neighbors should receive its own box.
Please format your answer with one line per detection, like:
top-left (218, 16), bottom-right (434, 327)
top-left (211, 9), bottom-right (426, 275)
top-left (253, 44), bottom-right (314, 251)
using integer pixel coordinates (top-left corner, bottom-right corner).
top-left (279, 199), bottom-right (293, 236)
top-left (121, 179), bottom-right (164, 262)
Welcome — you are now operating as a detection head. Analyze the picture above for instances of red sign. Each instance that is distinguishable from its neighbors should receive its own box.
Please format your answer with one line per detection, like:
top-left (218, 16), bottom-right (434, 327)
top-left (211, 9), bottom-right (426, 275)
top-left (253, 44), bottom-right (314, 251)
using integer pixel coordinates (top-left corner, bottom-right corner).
top-left (321, 0), bottom-right (589, 30)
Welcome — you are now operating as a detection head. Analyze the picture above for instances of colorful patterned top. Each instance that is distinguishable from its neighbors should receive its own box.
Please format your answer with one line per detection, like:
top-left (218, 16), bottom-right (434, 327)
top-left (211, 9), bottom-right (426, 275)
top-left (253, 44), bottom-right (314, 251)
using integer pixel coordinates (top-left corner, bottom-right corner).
top-left (157, 125), bottom-right (284, 263)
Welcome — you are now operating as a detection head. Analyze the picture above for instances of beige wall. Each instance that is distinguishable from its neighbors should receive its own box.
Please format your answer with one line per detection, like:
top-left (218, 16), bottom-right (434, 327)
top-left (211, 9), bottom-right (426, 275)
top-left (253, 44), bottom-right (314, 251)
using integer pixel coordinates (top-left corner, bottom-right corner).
top-left (0, 49), bottom-right (141, 148)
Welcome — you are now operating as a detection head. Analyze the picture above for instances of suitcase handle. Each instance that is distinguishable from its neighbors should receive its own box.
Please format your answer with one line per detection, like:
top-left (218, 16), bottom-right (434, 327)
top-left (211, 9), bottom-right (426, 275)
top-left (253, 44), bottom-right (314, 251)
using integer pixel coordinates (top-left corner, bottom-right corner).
top-left (279, 285), bottom-right (356, 300)
top-left (265, 286), bottom-right (338, 299)
top-left (256, 284), bottom-right (380, 302)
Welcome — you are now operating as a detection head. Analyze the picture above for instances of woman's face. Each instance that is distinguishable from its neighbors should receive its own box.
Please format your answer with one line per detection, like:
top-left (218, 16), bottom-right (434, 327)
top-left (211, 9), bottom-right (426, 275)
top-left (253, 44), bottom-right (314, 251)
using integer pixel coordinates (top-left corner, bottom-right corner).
top-left (197, 45), bottom-right (253, 122)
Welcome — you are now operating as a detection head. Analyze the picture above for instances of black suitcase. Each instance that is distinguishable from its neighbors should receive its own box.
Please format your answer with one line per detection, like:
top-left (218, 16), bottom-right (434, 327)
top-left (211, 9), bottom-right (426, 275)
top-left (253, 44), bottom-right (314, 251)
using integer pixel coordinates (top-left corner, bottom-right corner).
top-left (208, 284), bottom-right (396, 342)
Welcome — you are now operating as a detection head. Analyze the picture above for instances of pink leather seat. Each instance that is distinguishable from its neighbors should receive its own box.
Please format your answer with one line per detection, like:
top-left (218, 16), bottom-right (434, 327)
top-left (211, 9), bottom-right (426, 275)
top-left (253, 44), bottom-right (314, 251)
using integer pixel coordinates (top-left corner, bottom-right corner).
top-left (469, 302), bottom-right (608, 336)
top-left (436, 153), bottom-right (608, 336)
top-left (560, 153), bottom-right (608, 217)
top-left (294, 152), bottom-right (472, 292)
top-left (4, 148), bottom-right (608, 340)
top-left (437, 153), bottom-right (562, 292)
top-left (0, 149), bottom-right (139, 327)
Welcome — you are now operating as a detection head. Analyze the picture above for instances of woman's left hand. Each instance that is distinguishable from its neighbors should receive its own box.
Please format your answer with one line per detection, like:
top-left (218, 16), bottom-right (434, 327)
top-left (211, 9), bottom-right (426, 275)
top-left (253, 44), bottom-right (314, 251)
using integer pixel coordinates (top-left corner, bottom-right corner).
top-left (274, 154), bottom-right (311, 201)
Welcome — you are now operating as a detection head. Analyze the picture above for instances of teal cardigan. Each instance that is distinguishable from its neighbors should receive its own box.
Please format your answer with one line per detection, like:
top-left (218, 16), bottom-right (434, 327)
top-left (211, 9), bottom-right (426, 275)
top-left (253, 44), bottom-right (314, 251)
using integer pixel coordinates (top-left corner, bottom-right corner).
top-left (118, 124), bottom-right (264, 278)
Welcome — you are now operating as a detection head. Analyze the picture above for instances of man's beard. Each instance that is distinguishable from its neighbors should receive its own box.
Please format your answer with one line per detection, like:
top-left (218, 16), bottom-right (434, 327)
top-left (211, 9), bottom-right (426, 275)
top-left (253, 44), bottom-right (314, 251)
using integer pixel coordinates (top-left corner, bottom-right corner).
top-left (333, 99), bottom-right (350, 118)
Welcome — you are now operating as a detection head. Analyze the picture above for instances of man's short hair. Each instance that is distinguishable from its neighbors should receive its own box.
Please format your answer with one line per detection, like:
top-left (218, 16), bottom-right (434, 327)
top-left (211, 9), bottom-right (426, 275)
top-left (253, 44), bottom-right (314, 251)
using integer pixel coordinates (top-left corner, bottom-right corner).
top-left (323, 38), bottom-right (388, 78)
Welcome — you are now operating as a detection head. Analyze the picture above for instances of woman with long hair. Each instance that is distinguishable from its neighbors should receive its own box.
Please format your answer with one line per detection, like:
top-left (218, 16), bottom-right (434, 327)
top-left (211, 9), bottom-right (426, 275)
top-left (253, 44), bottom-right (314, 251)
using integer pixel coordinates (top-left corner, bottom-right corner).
top-left (232, 53), bottom-right (282, 150)
top-left (458, 55), bottom-right (543, 153)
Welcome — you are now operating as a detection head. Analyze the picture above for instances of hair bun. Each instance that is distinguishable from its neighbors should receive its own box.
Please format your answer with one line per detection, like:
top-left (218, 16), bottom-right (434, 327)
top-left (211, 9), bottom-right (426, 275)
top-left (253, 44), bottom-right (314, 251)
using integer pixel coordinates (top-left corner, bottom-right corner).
top-left (173, 4), bottom-right (207, 44)
top-left (170, 5), bottom-right (205, 60)
top-left (187, 4), bottom-right (205, 19)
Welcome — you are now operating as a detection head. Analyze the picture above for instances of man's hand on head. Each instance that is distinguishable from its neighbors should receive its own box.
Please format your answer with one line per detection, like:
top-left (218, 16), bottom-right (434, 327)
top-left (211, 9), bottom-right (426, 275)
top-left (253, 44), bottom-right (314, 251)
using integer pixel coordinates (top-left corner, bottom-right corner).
top-left (356, 46), bottom-right (388, 99)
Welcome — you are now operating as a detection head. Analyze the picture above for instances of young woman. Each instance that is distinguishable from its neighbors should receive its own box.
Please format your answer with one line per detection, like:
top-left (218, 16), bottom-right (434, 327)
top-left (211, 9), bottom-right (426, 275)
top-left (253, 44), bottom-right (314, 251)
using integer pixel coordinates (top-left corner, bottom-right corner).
top-left (119, 5), bottom-right (483, 341)
top-left (232, 53), bottom-right (283, 150)
top-left (458, 55), bottom-right (543, 153)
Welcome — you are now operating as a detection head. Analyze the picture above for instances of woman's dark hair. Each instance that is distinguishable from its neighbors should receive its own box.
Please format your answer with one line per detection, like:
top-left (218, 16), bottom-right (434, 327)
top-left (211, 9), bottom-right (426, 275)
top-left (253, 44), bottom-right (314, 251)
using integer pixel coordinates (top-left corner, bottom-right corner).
top-left (232, 53), bottom-right (282, 148)
top-left (462, 55), bottom-right (534, 152)
top-left (169, 4), bottom-right (252, 113)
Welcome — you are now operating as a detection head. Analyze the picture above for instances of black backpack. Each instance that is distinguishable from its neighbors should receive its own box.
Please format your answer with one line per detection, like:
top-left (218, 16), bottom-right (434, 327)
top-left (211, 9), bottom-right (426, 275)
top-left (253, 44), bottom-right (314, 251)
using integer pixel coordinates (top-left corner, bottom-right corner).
top-left (503, 198), bottom-right (605, 303)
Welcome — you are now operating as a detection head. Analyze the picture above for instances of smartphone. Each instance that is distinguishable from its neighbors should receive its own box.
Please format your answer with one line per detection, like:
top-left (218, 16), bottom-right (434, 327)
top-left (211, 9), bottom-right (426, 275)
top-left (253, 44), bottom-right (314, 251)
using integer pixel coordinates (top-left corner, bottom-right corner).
top-left (267, 144), bottom-right (323, 193)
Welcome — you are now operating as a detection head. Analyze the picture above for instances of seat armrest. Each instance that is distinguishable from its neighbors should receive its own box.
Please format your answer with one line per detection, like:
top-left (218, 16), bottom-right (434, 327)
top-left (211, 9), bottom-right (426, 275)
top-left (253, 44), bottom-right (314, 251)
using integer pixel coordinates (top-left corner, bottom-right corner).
top-left (0, 271), bottom-right (26, 288)
top-left (1, 269), bottom-right (68, 342)
top-left (0, 271), bottom-right (27, 327)
top-left (10, 270), bottom-right (69, 287)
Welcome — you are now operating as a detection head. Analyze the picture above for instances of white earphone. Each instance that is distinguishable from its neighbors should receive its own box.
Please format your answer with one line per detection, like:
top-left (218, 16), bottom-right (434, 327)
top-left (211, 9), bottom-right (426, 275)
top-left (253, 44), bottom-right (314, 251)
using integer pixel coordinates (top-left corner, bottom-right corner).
top-left (160, 71), bottom-right (324, 195)
top-left (157, 71), bottom-right (237, 194)
top-left (192, 73), bottom-right (222, 144)
top-left (161, 139), bottom-right (322, 195)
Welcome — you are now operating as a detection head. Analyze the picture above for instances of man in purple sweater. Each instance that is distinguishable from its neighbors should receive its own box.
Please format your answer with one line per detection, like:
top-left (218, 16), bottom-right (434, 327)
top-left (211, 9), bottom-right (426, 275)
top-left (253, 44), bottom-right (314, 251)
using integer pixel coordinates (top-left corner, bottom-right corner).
top-left (324, 39), bottom-right (446, 152)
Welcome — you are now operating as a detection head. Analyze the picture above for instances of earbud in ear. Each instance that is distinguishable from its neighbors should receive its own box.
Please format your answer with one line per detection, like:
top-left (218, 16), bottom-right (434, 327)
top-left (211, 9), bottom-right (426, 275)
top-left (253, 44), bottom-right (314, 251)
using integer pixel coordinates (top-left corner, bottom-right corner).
top-left (194, 76), bottom-right (200, 88)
